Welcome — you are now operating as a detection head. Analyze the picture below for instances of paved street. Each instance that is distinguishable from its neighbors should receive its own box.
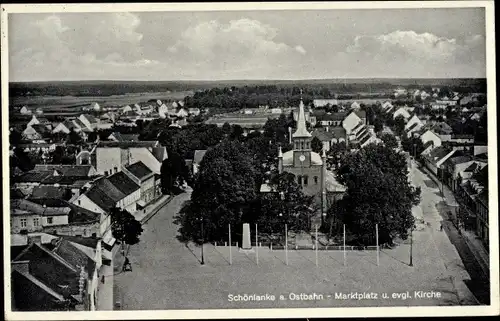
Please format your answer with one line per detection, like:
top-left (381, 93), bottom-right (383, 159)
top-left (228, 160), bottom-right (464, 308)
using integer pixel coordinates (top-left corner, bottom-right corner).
top-left (410, 162), bottom-right (490, 304)
top-left (113, 177), bottom-right (482, 310)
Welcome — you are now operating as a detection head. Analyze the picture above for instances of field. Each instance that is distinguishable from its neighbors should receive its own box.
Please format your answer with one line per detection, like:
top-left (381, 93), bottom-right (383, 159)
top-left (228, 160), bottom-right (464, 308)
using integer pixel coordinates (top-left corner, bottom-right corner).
top-left (9, 91), bottom-right (193, 111)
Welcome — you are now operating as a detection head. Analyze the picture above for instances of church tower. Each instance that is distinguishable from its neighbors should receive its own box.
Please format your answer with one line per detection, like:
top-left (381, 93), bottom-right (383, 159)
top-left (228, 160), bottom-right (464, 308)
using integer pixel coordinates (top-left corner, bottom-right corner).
top-left (292, 93), bottom-right (312, 168)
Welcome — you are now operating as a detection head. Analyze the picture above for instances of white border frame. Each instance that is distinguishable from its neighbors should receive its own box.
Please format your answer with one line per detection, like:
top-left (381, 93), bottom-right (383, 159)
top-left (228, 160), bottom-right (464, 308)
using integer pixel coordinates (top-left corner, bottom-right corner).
top-left (1, 1), bottom-right (498, 319)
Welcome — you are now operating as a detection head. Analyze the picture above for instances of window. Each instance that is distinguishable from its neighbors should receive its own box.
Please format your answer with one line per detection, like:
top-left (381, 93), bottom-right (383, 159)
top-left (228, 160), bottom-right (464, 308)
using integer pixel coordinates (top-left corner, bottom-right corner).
top-left (314, 176), bottom-right (319, 185)
top-left (33, 218), bottom-right (40, 227)
top-left (303, 176), bottom-right (308, 186)
top-left (301, 141), bottom-right (304, 150)
top-left (20, 218), bottom-right (27, 228)
top-left (297, 176), bottom-right (302, 185)
top-left (47, 217), bottom-right (53, 224)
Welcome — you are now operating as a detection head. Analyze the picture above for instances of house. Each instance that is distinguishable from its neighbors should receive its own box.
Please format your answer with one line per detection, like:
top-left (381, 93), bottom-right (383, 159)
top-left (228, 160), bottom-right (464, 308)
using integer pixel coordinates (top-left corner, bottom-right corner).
top-left (311, 127), bottom-right (347, 152)
top-left (381, 101), bottom-right (394, 113)
top-left (78, 114), bottom-right (98, 131)
top-left (158, 104), bottom-right (168, 118)
top-left (443, 155), bottom-right (487, 193)
top-left (27, 115), bottom-right (50, 128)
top-left (107, 132), bottom-right (140, 142)
top-left (313, 99), bottom-right (339, 108)
top-left (350, 101), bottom-right (361, 110)
top-left (392, 107), bottom-right (411, 121)
top-left (393, 88), bottom-right (407, 97)
top-left (404, 115), bottom-right (425, 138)
top-left (420, 91), bottom-right (430, 100)
top-left (39, 175), bottom-right (93, 199)
top-left (32, 164), bottom-right (98, 178)
top-left (74, 175), bottom-right (139, 215)
top-left (122, 161), bottom-right (157, 207)
top-left (95, 141), bottom-right (167, 175)
top-left (12, 171), bottom-right (54, 195)
top-left (22, 124), bottom-right (52, 141)
top-left (53, 119), bottom-right (77, 135)
top-left (422, 146), bottom-right (456, 176)
top-left (419, 129), bottom-right (442, 153)
top-left (121, 105), bottom-right (133, 114)
top-left (106, 171), bottom-right (141, 214)
top-left (193, 150), bottom-right (207, 175)
top-left (11, 237), bottom-right (100, 311)
top-left (20, 106), bottom-right (32, 115)
top-left (91, 102), bottom-right (100, 111)
top-left (176, 108), bottom-right (189, 118)
top-left (430, 122), bottom-right (454, 141)
top-left (342, 111), bottom-right (363, 135)
top-left (314, 111), bottom-right (347, 127)
top-left (188, 108), bottom-right (201, 116)
top-left (10, 199), bottom-right (71, 233)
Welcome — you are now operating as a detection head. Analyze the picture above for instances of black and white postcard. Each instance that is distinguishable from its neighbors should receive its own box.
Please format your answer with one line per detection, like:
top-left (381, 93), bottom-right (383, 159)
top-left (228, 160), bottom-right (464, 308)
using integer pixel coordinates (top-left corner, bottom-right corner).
top-left (2, 1), bottom-right (498, 319)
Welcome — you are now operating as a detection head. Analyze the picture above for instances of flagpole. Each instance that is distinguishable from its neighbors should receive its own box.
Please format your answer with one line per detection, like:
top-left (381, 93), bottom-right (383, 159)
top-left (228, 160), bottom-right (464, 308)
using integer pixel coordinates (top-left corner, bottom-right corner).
top-left (343, 224), bottom-right (346, 266)
top-left (255, 223), bottom-right (259, 265)
top-left (376, 223), bottom-right (380, 266)
top-left (229, 224), bottom-right (232, 265)
top-left (285, 223), bottom-right (288, 266)
top-left (315, 225), bottom-right (318, 267)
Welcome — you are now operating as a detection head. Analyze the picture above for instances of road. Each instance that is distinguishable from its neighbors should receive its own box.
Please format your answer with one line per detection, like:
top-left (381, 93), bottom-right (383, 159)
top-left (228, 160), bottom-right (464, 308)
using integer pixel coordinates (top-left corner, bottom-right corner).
top-left (408, 161), bottom-right (489, 304)
top-left (113, 177), bottom-right (481, 310)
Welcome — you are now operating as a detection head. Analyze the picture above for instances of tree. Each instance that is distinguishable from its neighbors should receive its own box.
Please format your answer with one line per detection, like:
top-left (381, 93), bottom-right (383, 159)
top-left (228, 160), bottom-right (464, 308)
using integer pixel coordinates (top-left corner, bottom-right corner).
top-left (160, 150), bottom-right (191, 194)
top-left (373, 117), bottom-right (383, 133)
top-left (175, 139), bottom-right (258, 243)
top-left (393, 115), bottom-right (406, 137)
top-left (257, 172), bottom-right (316, 236)
top-left (380, 133), bottom-right (398, 149)
top-left (326, 141), bottom-right (347, 170)
top-left (229, 124), bottom-right (244, 141)
top-left (110, 207), bottom-right (144, 246)
top-left (67, 128), bottom-right (82, 145)
top-left (11, 147), bottom-right (35, 172)
top-left (333, 144), bottom-right (421, 245)
top-left (9, 129), bottom-right (23, 145)
top-left (401, 135), bottom-right (425, 159)
top-left (311, 136), bottom-right (323, 153)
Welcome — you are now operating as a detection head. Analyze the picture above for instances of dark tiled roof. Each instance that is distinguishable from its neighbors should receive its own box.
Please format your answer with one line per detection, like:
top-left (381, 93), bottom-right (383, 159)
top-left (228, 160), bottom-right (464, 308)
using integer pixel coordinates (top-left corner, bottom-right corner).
top-left (329, 126), bottom-right (347, 138)
top-left (13, 171), bottom-right (52, 183)
top-left (354, 110), bottom-right (366, 119)
top-left (30, 186), bottom-right (69, 200)
top-left (58, 235), bottom-right (100, 249)
top-left (66, 203), bottom-right (100, 224)
top-left (97, 141), bottom-right (158, 148)
top-left (447, 155), bottom-right (473, 165)
top-left (315, 112), bottom-right (347, 121)
top-left (107, 172), bottom-right (140, 196)
top-left (152, 147), bottom-right (166, 162)
top-left (29, 198), bottom-right (69, 208)
top-left (14, 243), bottom-right (80, 295)
top-left (82, 114), bottom-right (98, 124)
top-left (73, 118), bottom-right (87, 129)
top-left (53, 239), bottom-right (96, 277)
top-left (425, 147), bottom-right (453, 163)
top-left (85, 186), bottom-right (116, 212)
top-left (40, 175), bottom-right (90, 185)
top-left (312, 129), bottom-right (334, 142)
top-left (463, 162), bottom-right (480, 172)
top-left (30, 124), bottom-right (51, 136)
top-left (125, 161), bottom-right (153, 180)
top-left (11, 269), bottom-right (66, 308)
top-left (33, 165), bottom-right (95, 177)
top-left (10, 189), bottom-right (26, 199)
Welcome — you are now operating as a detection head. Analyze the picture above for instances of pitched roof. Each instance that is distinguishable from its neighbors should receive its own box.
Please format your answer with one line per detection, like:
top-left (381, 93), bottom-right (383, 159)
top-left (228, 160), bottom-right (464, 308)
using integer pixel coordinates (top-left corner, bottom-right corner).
top-left (11, 269), bottom-right (66, 304)
top-left (72, 118), bottom-right (87, 129)
top-left (13, 171), bottom-right (53, 183)
top-left (66, 203), bottom-right (101, 224)
top-left (62, 119), bottom-right (76, 130)
top-left (425, 146), bottom-right (453, 163)
top-left (29, 186), bottom-right (70, 200)
top-left (329, 126), bottom-right (347, 138)
top-left (354, 110), bottom-right (366, 119)
top-left (40, 175), bottom-right (91, 186)
top-left (447, 155), bottom-right (474, 165)
top-left (107, 172), bottom-right (140, 196)
top-left (125, 161), bottom-right (153, 181)
top-left (33, 164), bottom-right (95, 177)
top-left (97, 141), bottom-right (158, 148)
top-left (81, 114), bottom-right (97, 124)
top-left (312, 128), bottom-right (334, 142)
top-left (53, 239), bottom-right (96, 277)
top-left (315, 112), bottom-right (347, 121)
top-left (292, 99), bottom-right (312, 138)
top-left (193, 150), bottom-right (207, 164)
top-left (84, 185), bottom-right (116, 212)
top-left (30, 124), bottom-right (51, 136)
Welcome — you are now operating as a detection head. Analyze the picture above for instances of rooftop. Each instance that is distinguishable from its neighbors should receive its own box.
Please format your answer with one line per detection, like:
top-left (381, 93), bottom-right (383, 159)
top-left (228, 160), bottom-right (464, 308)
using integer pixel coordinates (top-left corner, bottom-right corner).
top-left (193, 150), bottom-right (208, 164)
top-left (33, 164), bottom-right (95, 177)
top-left (125, 161), bottom-right (153, 181)
top-left (29, 186), bottom-right (70, 200)
top-left (97, 141), bottom-right (159, 148)
top-left (107, 171), bottom-right (140, 196)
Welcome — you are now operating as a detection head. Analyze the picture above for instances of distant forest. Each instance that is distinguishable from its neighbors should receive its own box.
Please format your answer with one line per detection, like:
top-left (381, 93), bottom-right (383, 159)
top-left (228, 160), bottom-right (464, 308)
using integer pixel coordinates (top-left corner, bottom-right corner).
top-left (9, 78), bottom-right (486, 98)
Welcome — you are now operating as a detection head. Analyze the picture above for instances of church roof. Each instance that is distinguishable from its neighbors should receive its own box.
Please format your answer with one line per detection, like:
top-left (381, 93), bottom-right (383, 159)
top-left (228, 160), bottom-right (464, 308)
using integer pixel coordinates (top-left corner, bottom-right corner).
top-left (292, 98), bottom-right (312, 138)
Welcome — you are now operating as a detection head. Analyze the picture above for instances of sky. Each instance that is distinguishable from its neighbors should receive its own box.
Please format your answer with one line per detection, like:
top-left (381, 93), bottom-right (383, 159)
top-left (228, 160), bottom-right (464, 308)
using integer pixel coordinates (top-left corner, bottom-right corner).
top-left (8, 8), bottom-right (486, 81)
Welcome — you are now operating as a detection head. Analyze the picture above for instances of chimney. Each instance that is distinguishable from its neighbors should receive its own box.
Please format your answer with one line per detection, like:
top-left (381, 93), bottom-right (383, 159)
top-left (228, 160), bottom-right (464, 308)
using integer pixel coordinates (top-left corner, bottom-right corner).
top-left (12, 260), bottom-right (30, 274)
top-left (326, 127), bottom-right (329, 132)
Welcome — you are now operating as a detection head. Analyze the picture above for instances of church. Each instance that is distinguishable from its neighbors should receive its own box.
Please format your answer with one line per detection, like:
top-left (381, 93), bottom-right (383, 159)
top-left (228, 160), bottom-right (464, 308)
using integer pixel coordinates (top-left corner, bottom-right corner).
top-left (261, 96), bottom-right (346, 224)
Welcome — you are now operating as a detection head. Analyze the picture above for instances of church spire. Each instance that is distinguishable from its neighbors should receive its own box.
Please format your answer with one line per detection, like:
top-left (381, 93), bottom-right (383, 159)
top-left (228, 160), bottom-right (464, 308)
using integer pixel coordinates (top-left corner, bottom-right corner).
top-left (293, 90), bottom-right (312, 138)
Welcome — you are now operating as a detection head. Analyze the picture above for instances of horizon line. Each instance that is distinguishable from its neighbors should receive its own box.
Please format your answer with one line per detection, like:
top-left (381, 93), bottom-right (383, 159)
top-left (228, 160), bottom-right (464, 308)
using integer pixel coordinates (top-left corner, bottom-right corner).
top-left (9, 77), bottom-right (487, 83)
